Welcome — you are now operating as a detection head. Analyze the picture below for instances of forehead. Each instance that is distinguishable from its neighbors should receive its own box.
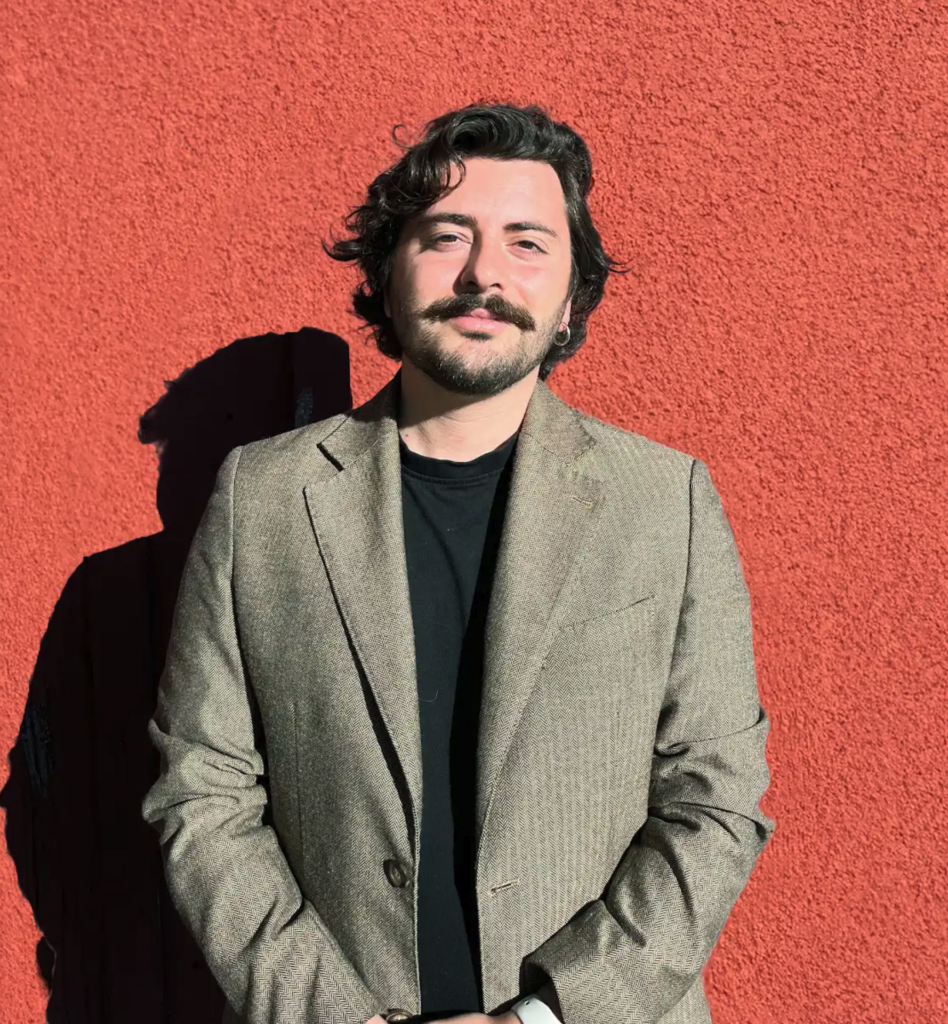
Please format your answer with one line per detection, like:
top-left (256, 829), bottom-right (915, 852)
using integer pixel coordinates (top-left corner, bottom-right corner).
top-left (409, 157), bottom-right (568, 231)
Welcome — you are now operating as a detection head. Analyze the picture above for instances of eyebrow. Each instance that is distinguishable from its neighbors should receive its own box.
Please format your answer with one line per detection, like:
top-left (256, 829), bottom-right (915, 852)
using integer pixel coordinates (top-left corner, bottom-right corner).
top-left (412, 211), bottom-right (560, 241)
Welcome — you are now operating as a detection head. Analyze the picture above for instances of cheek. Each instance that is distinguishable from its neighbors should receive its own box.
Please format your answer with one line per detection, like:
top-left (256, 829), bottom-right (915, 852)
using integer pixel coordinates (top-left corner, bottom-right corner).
top-left (399, 272), bottom-right (449, 318)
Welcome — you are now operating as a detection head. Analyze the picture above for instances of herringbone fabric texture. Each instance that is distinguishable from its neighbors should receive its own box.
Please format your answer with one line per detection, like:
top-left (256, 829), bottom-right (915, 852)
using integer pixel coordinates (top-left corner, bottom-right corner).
top-left (142, 371), bottom-right (776, 1024)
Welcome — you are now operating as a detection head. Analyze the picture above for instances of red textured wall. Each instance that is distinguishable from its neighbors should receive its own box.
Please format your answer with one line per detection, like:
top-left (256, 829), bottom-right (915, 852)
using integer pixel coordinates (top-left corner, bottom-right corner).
top-left (2, 1), bottom-right (946, 1021)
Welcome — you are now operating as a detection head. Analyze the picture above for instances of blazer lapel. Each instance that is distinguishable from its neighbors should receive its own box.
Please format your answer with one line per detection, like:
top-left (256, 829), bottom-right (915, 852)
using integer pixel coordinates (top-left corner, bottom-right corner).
top-left (302, 372), bottom-right (423, 822)
top-left (474, 380), bottom-right (604, 850)
top-left (302, 369), bottom-right (605, 854)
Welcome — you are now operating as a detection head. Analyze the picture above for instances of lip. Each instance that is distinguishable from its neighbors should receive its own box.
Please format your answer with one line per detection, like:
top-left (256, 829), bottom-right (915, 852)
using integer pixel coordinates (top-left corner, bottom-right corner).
top-left (450, 315), bottom-right (509, 332)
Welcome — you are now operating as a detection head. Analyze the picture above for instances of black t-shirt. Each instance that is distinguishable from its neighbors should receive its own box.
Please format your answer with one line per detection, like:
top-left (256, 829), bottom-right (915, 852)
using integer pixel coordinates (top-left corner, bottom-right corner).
top-left (398, 425), bottom-right (519, 1019)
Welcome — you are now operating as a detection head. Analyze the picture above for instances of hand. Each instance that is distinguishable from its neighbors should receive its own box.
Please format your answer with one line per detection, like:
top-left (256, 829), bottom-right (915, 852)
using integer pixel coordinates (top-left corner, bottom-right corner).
top-left (424, 1015), bottom-right (519, 1024)
top-left (365, 1016), bottom-right (511, 1024)
top-left (365, 1008), bottom-right (522, 1024)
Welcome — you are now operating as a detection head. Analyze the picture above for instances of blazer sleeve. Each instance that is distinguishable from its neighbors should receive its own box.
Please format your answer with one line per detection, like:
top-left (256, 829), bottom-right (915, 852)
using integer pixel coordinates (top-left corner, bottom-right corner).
top-left (521, 457), bottom-right (777, 1024)
top-left (141, 446), bottom-right (382, 1024)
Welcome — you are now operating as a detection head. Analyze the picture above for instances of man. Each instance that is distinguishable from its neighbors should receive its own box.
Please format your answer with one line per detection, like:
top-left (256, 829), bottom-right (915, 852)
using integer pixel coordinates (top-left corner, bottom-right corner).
top-left (142, 102), bottom-right (776, 1024)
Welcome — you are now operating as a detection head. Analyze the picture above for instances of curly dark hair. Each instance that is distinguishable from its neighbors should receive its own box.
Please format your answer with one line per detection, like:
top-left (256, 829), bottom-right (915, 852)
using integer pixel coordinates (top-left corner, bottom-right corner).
top-left (321, 100), bottom-right (633, 381)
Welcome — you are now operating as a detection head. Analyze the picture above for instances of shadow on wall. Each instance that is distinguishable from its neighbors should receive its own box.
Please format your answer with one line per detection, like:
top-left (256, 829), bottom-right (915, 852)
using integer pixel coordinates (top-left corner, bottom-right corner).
top-left (0, 328), bottom-right (353, 1024)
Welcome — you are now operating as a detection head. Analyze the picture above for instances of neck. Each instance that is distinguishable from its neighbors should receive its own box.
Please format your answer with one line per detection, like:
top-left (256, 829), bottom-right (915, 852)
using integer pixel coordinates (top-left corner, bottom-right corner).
top-left (396, 363), bottom-right (537, 461)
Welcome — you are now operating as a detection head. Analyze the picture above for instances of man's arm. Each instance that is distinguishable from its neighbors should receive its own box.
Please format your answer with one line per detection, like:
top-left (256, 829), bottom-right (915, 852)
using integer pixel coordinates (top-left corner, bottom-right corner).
top-left (521, 458), bottom-right (777, 1024)
top-left (142, 447), bottom-right (383, 1024)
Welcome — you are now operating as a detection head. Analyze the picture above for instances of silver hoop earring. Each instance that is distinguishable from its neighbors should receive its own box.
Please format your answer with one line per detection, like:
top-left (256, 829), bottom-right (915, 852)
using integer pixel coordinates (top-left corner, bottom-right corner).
top-left (553, 325), bottom-right (570, 347)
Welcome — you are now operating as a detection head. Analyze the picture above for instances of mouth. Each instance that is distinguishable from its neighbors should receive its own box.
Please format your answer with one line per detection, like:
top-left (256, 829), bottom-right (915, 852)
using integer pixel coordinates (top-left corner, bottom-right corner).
top-left (449, 313), bottom-right (509, 332)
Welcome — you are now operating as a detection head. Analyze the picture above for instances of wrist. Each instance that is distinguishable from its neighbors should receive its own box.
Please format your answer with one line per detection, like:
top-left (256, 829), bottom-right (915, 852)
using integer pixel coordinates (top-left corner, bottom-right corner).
top-left (535, 980), bottom-right (562, 1020)
top-left (510, 992), bottom-right (561, 1024)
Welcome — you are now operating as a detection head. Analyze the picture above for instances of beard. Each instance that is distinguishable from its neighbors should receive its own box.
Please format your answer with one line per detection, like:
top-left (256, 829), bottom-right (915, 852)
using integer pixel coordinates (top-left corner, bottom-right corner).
top-left (396, 309), bottom-right (567, 398)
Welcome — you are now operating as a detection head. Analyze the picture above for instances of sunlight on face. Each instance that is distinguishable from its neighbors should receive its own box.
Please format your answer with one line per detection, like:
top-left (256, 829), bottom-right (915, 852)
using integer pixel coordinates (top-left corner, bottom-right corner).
top-left (383, 157), bottom-right (573, 397)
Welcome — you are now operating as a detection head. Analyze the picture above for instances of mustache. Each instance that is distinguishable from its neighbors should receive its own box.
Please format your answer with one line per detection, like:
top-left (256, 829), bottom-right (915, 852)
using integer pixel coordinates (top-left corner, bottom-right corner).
top-left (430, 299), bottom-right (532, 329)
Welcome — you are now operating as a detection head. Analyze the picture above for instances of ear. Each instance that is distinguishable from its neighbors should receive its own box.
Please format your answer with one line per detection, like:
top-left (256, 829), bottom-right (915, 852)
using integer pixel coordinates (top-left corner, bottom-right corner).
top-left (562, 296), bottom-right (572, 328)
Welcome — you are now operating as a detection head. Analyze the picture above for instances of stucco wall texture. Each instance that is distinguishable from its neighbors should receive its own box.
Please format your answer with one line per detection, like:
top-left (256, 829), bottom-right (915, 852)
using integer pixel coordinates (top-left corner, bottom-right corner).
top-left (1, 1), bottom-right (945, 1022)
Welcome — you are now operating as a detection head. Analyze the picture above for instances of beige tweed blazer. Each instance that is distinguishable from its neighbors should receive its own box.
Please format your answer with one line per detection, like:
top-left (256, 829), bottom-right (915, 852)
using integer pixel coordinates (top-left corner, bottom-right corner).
top-left (142, 369), bottom-right (776, 1024)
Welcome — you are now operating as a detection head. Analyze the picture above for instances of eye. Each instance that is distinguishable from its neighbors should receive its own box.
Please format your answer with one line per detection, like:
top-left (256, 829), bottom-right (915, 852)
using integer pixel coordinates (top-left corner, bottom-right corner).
top-left (430, 234), bottom-right (545, 252)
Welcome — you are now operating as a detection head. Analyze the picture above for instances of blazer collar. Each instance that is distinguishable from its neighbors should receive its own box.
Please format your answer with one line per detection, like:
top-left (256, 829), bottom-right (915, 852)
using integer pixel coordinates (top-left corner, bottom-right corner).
top-left (315, 365), bottom-right (597, 467)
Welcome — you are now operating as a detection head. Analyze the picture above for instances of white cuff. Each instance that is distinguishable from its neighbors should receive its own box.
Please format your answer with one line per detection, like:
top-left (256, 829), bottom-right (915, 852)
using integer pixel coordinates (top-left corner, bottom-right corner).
top-left (511, 993), bottom-right (561, 1024)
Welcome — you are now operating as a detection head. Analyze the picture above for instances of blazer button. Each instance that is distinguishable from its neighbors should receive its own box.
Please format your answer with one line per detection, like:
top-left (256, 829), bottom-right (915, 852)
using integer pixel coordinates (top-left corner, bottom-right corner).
top-left (384, 1010), bottom-right (412, 1022)
top-left (384, 858), bottom-right (410, 888)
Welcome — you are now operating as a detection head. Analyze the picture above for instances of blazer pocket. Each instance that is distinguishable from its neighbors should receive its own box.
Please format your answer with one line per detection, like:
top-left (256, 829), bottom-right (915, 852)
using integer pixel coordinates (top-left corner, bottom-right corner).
top-left (553, 592), bottom-right (656, 660)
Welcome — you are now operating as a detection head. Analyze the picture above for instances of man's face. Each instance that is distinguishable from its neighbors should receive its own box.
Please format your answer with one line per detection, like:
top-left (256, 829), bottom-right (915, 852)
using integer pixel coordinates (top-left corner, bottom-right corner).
top-left (383, 157), bottom-right (573, 397)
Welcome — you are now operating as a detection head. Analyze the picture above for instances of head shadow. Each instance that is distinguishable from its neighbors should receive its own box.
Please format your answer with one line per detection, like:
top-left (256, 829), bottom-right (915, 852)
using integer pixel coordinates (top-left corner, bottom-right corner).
top-left (0, 327), bottom-right (351, 1024)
